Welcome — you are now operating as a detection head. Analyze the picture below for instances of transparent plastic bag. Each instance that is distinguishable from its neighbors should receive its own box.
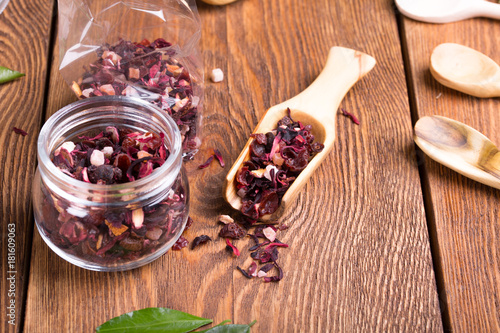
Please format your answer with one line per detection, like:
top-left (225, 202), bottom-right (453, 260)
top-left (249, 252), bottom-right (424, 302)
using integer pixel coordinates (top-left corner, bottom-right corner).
top-left (58, 0), bottom-right (203, 159)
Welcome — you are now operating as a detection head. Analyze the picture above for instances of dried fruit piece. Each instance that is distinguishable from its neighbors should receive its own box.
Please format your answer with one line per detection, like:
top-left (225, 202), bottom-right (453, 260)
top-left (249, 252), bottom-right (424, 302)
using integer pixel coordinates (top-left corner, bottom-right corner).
top-left (219, 222), bottom-right (246, 239)
top-left (217, 215), bottom-right (234, 224)
top-left (210, 68), bottom-right (224, 82)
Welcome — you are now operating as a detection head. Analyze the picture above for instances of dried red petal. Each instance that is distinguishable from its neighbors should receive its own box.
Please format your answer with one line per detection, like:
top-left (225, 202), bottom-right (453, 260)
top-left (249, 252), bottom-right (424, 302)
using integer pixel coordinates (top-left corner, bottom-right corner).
top-left (341, 108), bottom-right (360, 125)
top-left (198, 155), bottom-right (214, 169)
top-left (12, 127), bottom-right (28, 136)
top-left (213, 149), bottom-right (225, 167)
top-left (225, 238), bottom-right (240, 256)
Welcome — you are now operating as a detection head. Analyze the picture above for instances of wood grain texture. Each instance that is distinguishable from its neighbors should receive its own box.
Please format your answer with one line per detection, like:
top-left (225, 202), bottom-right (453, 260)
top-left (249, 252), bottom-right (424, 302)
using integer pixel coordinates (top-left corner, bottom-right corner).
top-left (0, 0), bottom-right (55, 332)
top-left (21, 0), bottom-right (442, 331)
top-left (400, 15), bottom-right (500, 332)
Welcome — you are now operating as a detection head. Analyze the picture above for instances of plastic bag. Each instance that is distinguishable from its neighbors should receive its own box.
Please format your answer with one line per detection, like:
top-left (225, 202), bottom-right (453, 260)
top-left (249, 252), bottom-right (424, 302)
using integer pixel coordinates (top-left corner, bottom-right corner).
top-left (58, 0), bottom-right (203, 159)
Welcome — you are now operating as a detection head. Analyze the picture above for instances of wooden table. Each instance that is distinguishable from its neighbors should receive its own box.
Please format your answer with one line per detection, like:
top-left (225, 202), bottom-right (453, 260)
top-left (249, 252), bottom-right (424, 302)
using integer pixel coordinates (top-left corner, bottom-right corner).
top-left (1, 0), bottom-right (499, 331)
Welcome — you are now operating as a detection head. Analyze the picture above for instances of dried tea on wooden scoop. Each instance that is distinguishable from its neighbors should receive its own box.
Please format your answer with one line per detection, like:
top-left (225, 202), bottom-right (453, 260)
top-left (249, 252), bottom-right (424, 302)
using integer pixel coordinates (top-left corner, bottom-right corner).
top-left (224, 47), bottom-right (376, 221)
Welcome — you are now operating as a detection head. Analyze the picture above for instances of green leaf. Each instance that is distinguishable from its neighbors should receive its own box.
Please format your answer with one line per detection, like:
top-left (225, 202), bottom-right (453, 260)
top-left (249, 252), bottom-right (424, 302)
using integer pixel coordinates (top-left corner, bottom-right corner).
top-left (203, 321), bottom-right (256, 333)
top-left (197, 320), bottom-right (232, 332)
top-left (203, 324), bottom-right (253, 333)
top-left (95, 307), bottom-right (213, 333)
top-left (0, 66), bottom-right (24, 84)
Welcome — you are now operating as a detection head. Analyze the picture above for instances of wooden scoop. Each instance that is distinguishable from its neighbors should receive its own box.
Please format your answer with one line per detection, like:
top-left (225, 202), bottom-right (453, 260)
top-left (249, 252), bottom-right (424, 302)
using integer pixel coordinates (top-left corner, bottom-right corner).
top-left (414, 115), bottom-right (500, 190)
top-left (430, 43), bottom-right (500, 98)
top-left (395, 0), bottom-right (500, 24)
top-left (224, 47), bottom-right (376, 221)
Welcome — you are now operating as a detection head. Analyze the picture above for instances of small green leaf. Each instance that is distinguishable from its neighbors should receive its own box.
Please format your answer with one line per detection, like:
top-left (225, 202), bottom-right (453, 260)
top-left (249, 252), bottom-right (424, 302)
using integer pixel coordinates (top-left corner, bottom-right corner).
top-left (95, 307), bottom-right (213, 333)
top-left (0, 66), bottom-right (24, 84)
top-left (203, 324), bottom-right (254, 333)
top-left (197, 320), bottom-right (232, 332)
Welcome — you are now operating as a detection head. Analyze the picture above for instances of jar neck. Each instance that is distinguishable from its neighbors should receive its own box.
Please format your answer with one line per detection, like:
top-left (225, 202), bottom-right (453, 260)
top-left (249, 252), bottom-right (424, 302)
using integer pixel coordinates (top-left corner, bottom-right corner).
top-left (37, 96), bottom-right (183, 209)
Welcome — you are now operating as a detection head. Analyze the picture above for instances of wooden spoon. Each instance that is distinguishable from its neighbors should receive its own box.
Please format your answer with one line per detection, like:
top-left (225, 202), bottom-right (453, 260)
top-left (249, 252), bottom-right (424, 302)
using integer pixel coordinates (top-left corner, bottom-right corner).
top-left (414, 115), bottom-right (500, 190)
top-left (224, 47), bottom-right (376, 221)
top-left (199, 0), bottom-right (239, 5)
top-left (395, 0), bottom-right (500, 23)
top-left (430, 43), bottom-right (500, 98)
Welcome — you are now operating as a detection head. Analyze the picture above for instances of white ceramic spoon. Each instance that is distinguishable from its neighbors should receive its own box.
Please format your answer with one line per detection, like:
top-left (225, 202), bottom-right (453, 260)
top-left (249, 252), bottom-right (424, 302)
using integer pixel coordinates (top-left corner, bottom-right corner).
top-left (396, 0), bottom-right (500, 23)
top-left (414, 115), bottom-right (500, 190)
top-left (430, 43), bottom-right (500, 98)
top-left (0, 0), bottom-right (10, 15)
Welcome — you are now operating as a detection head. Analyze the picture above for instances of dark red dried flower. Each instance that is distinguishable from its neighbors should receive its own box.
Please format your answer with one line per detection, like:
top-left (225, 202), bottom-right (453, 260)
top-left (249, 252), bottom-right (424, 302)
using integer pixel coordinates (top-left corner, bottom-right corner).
top-left (13, 127), bottom-right (28, 136)
top-left (191, 235), bottom-right (212, 250)
top-left (263, 262), bottom-right (284, 282)
top-left (341, 108), bottom-right (360, 125)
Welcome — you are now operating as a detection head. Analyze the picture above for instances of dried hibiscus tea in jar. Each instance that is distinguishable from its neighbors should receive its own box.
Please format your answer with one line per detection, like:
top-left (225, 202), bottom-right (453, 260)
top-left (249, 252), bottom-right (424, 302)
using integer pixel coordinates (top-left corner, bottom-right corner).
top-left (71, 38), bottom-right (202, 158)
top-left (235, 109), bottom-right (324, 219)
top-left (39, 126), bottom-right (188, 266)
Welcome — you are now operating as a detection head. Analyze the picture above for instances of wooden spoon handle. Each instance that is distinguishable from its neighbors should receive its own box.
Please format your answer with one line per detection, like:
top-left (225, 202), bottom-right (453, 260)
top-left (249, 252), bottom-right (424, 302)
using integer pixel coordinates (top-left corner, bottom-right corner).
top-left (414, 115), bottom-right (500, 190)
top-left (275, 47), bottom-right (376, 124)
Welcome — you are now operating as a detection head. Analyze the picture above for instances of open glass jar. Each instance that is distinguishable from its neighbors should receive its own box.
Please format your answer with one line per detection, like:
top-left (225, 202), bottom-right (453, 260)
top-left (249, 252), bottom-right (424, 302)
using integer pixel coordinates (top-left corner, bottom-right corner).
top-left (32, 96), bottom-right (189, 271)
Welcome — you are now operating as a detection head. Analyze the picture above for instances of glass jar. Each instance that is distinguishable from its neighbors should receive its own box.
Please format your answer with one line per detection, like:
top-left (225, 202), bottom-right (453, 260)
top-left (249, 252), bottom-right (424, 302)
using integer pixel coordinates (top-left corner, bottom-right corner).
top-left (32, 96), bottom-right (189, 271)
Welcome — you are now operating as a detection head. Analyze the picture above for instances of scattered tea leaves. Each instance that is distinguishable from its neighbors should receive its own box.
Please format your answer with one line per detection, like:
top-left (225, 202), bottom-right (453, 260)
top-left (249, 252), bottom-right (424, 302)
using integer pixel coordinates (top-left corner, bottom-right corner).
top-left (95, 307), bottom-right (212, 333)
top-left (0, 66), bottom-right (24, 84)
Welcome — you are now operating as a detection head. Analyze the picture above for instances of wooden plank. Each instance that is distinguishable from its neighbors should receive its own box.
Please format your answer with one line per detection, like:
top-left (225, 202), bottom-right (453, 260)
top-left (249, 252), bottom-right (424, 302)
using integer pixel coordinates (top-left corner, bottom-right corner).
top-left (24, 0), bottom-right (442, 331)
top-left (400, 15), bottom-right (500, 332)
top-left (0, 0), bottom-right (55, 332)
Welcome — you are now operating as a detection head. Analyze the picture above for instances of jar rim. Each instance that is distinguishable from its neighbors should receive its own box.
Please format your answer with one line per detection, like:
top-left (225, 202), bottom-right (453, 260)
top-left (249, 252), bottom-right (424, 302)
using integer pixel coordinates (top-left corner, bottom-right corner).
top-left (38, 96), bottom-right (182, 193)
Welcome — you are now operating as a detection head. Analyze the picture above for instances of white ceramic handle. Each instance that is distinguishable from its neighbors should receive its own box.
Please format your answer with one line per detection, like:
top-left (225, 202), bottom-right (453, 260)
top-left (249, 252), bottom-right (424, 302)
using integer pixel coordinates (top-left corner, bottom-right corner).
top-left (475, 0), bottom-right (500, 20)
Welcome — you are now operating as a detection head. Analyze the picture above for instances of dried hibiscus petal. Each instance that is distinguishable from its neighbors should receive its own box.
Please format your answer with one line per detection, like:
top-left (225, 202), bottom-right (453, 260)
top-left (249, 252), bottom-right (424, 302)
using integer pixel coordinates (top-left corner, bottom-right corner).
top-left (12, 127), bottom-right (28, 136)
top-left (198, 155), bottom-right (214, 169)
top-left (172, 236), bottom-right (189, 251)
top-left (225, 238), bottom-right (240, 256)
top-left (213, 149), bottom-right (225, 167)
top-left (341, 108), bottom-right (360, 125)
top-left (263, 262), bottom-right (284, 283)
top-left (191, 235), bottom-right (212, 250)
